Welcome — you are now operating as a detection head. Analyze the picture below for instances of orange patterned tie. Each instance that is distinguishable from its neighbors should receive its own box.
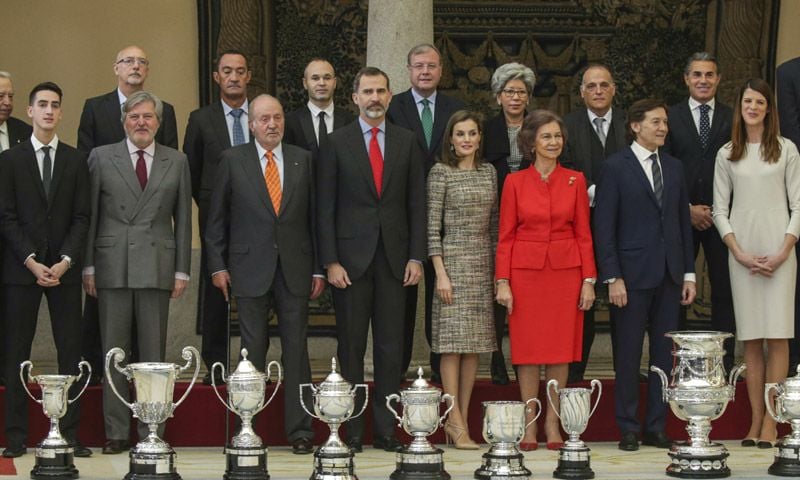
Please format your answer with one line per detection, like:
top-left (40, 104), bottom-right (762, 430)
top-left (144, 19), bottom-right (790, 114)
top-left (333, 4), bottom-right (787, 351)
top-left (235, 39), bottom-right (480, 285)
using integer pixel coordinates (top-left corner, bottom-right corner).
top-left (264, 150), bottom-right (282, 214)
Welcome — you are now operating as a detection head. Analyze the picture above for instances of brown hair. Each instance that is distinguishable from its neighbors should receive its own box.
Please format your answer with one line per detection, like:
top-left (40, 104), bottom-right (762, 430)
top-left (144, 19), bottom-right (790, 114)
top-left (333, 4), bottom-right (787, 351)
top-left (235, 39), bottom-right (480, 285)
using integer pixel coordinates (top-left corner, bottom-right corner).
top-left (729, 78), bottom-right (781, 163)
top-left (625, 98), bottom-right (668, 144)
top-left (517, 109), bottom-right (567, 166)
top-left (440, 110), bottom-right (485, 168)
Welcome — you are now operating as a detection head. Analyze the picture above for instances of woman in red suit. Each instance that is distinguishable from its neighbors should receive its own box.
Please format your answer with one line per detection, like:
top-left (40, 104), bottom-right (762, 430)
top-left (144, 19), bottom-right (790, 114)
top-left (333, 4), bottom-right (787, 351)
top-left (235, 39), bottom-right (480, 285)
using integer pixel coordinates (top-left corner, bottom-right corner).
top-left (495, 110), bottom-right (596, 450)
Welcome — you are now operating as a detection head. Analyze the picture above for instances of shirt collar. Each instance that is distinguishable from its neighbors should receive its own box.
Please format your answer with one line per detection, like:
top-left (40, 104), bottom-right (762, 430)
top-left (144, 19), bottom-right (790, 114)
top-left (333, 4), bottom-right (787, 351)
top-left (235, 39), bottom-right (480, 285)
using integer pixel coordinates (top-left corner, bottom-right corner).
top-left (307, 101), bottom-right (334, 118)
top-left (358, 117), bottom-right (385, 134)
top-left (116, 88), bottom-right (127, 106)
top-left (630, 140), bottom-right (658, 162)
top-left (411, 88), bottom-right (437, 106)
top-left (688, 97), bottom-right (715, 112)
top-left (31, 134), bottom-right (59, 152)
top-left (126, 138), bottom-right (155, 157)
top-left (222, 98), bottom-right (249, 117)
top-left (587, 107), bottom-right (613, 124)
top-left (255, 142), bottom-right (283, 163)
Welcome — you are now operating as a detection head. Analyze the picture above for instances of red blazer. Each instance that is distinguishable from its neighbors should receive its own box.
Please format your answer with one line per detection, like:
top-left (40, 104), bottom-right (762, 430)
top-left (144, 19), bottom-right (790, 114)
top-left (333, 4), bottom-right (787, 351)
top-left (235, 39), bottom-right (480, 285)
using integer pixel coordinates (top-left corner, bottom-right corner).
top-left (495, 165), bottom-right (596, 279)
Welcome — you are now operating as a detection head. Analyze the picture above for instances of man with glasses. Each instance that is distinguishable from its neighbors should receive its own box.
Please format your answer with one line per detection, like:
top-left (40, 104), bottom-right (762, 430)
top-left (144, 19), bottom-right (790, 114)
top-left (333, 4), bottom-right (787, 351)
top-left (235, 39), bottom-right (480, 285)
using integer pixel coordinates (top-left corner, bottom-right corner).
top-left (560, 63), bottom-right (627, 384)
top-left (387, 43), bottom-right (464, 383)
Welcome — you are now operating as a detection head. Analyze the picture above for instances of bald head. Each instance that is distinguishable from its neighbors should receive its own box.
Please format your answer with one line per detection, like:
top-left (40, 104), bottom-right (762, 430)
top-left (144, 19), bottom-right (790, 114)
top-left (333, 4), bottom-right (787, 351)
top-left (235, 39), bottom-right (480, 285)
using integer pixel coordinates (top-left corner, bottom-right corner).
top-left (249, 94), bottom-right (285, 150)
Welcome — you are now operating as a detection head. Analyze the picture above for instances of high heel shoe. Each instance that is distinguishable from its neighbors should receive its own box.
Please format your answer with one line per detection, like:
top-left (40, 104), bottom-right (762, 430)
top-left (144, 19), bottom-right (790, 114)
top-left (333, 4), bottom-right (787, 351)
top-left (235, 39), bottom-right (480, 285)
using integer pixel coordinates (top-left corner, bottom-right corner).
top-left (519, 441), bottom-right (538, 451)
top-left (444, 422), bottom-right (480, 450)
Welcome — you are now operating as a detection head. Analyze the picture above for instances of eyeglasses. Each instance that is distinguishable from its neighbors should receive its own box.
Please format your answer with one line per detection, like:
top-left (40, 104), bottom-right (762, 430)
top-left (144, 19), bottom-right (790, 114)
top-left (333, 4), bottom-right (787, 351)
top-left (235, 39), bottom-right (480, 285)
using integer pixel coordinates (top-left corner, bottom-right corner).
top-left (583, 82), bottom-right (613, 92)
top-left (409, 63), bottom-right (440, 71)
top-left (501, 88), bottom-right (528, 98)
top-left (116, 57), bottom-right (150, 67)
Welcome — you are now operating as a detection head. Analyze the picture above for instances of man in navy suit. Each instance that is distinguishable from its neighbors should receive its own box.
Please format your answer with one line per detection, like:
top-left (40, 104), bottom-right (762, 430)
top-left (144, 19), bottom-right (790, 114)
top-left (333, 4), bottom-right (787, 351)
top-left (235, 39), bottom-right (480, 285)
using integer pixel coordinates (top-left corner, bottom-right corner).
top-left (594, 99), bottom-right (696, 451)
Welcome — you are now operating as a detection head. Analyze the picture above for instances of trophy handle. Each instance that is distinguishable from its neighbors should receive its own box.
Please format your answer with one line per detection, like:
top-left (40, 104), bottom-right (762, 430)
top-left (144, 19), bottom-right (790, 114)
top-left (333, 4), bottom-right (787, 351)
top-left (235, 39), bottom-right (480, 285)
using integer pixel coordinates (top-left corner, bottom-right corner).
top-left (385, 394), bottom-right (402, 425)
top-left (546, 379), bottom-right (561, 421)
top-left (255, 360), bottom-right (282, 415)
top-left (729, 363), bottom-right (746, 388)
top-left (524, 397), bottom-right (542, 430)
top-left (299, 384), bottom-right (321, 420)
top-left (765, 383), bottom-right (783, 422)
top-left (68, 361), bottom-right (92, 404)
top-left (174, 346), bottom-right (201, 408)
top-left (439, 393), bottom-right (455, 427)
top-left (105, 347), bottom-right (134, 410)
top-left (210, 362), bottom-right (230, 411)
top-left (588, 379), bottom-right (603, 418)
top-left (19, 361), bottom-right (41, 404)
top-left (350, 383), bottom-right (369, 420)
top-left (650, 366), bottom-right (669, 403)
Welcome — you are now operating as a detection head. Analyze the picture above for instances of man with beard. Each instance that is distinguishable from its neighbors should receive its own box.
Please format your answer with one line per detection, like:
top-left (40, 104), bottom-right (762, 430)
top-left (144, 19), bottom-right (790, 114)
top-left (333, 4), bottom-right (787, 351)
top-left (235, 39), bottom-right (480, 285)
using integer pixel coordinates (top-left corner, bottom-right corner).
top-left (317, 67), bottom-right (425, 452)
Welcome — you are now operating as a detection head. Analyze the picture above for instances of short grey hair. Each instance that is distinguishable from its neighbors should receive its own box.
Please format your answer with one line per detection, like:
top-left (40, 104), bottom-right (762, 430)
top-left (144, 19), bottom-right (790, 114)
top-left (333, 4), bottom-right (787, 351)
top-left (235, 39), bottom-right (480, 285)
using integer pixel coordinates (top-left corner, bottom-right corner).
top-left (121, 90), bottom-right (163, 123)
top-left (684, 52), bottom-right (719, 76)
top-left (491, 62), bottom-right (536, 96)
top-left (407, 43), bottom-right (441, 66)
top-left (0, 71), bottom-right (11, 80)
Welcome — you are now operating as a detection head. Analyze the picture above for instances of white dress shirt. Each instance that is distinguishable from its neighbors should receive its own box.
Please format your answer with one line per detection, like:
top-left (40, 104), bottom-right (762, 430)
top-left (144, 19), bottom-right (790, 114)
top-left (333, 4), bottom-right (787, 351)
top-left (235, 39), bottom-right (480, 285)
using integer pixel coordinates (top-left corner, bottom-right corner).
top-left (688, 97), bottom-right (716, 133)
top-left (0, 122), bottom-right (9, 152)
top-left (256, 142), bottom-right (284, 188)
top-left (307, 101), bottom-right (334, 143)
top-left (222, 99), bottom-right (250, 144)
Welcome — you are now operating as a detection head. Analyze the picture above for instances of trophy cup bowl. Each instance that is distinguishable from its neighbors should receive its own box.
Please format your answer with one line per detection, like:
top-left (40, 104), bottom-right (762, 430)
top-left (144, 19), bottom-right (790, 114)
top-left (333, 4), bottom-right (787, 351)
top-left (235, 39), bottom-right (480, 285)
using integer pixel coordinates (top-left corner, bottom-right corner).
top-left (765, 365), bottom-right (800, 476)
top-left (547, 379), bottom-right (602, 480)
top-left (475, 399), bottom-right (541, 479)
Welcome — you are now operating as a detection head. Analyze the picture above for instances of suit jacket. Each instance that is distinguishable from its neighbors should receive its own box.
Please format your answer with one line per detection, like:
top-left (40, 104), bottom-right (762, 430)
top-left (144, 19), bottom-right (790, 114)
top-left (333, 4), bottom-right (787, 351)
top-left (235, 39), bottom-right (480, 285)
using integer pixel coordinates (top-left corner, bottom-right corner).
top-left (84, 140), bottom-right (191, 290)
top-left (778, 57), bottom-right (800, 149)
top-left (205, 142), bottom-right (318, 298)
top-left (284, 104), bottom-right (353, 165)
top-left (182, 101), bottom-right (233, 208)
top-left (0, 141), bottom-right (90, 285)
top-left (77, 90), bottom-right (178, 153)
top-left (593, 146), bottom-right (694, 289)
top-left (663, 99), bottom-right (733, 206)
top-left (484, 112), bottom-right (528, 196)
top-left (5, 117), bottom-right (32, 149)
top-left (386, 89), bottom-right (465, 173)
top-left (560, 107), bottom-right (628, 186)
top-left (317, 120), bottom-right (426, 281)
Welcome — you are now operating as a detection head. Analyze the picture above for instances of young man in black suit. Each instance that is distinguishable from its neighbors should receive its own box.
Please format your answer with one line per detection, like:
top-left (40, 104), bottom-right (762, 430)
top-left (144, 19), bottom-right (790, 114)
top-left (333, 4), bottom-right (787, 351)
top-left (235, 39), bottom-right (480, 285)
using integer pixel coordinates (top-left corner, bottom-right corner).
top-left (0, 82), bottom-right (91, 458)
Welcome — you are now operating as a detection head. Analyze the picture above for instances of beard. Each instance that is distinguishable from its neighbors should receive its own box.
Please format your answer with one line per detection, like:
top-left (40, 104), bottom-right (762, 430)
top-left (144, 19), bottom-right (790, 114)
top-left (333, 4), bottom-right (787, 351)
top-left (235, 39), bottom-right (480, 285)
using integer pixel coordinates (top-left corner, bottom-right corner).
top-left (363, 104), bottom-right (385, 119)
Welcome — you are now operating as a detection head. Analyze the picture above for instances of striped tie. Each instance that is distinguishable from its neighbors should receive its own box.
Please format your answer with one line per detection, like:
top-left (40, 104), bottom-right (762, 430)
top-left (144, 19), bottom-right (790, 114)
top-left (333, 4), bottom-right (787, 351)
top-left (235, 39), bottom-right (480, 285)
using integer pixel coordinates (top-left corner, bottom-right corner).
top-left (650, 153), bottom-right (663, 207)
top-left (264, 150), bottom-right (282, 214)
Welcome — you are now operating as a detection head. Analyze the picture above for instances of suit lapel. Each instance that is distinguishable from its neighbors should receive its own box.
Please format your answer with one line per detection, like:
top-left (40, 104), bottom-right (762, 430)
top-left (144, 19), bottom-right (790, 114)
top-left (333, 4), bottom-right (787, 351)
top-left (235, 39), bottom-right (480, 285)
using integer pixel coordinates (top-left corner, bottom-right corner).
top-left (241, 144), bottom-right (274, 216)
top-left (110, 142), bottom-right (144, 202)
top-left (400, 93), bottom-right (428, 153)
top-left (280, 147), bottom-right (301, 215)
top-left (299, 106), bottom-right (318, 150)
top-left (22, 142), bottom-right (48, 205)
top-left (429, 94), bottom-right (449, 155)
top-left (133, 145), bottom-right (173, 217)
top-left (332, 107), bottom-right (348, 130)
top-left (677, 101), bottom-right (703, 148)
top-left (381, 124), bottom-right (400, 194)
top-left (103, 91), bottom-right (126, 140)
top-left (623, 148), bottom-right (660, 208)
top-left (47, 148), bottom-right (68, 208)
top-left (707, 101), bottom-right (726, 151)
top-left (345, 122), bottom-right (380, 199)
top-left (211, 102), bottom-right (232, 149)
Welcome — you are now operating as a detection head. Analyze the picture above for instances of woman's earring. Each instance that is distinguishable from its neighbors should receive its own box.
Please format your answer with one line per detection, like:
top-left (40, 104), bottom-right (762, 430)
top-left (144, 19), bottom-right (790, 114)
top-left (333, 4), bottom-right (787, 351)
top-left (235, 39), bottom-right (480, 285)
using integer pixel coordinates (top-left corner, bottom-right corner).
top-left (449, 144), bottom-right (456, 152)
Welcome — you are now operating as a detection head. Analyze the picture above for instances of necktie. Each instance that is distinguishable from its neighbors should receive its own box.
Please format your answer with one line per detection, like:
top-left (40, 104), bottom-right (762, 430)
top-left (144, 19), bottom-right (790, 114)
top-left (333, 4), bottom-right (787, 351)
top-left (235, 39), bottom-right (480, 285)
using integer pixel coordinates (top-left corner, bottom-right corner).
top-left (231, 108), bottom-right (245, 146)
top-left (421, 98), bottom-right (433, 148)
top-left (317, 111), bottom-right (328, 144)
top-left (41, 146), bottom-right (52, 196)
top-left (698, 104), bottom-right (711, 150)
top-left (650, 153), bottom-right (663, 207)
top-left (264, 150), bottom-right (282, 214)
top-left (369, 127), bottom-right (383, 196)
top-left (593, 117), bottom-right (606, 147)
top-left (135, 150), bottom-right (147, 190)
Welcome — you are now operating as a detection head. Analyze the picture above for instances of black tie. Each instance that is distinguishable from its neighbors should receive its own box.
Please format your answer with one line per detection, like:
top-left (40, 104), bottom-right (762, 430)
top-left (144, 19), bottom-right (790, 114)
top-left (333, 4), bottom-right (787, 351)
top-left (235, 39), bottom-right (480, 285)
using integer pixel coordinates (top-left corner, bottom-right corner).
top-left (41, 146), bottom-right (52, 196)
top-left (318, 111), bottom-right (328, 144)
top-left (650, 153), bottom-right (663, 207)
top-left (698, 104), bottom-right (711, 151)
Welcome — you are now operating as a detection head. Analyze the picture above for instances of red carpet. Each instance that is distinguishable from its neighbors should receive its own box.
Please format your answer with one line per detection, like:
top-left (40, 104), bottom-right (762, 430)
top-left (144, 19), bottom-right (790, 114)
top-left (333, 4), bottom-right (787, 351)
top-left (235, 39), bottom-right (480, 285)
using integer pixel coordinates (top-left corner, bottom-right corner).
top-left (0, 457), bottom-right (16, 475)
top-left (0, 379), bottom-right (776, 448)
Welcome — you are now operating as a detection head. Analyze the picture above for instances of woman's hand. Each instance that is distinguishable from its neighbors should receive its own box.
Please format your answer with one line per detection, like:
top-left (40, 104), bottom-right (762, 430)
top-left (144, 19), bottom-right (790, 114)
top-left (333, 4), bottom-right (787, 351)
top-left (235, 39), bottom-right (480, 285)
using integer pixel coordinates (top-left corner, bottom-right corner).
top-left (733, 251), bottom-right (770, 276)
top-left (496, 281), bottom-right (513, 314)
top-left (578, 282), bottom-right (595, 311)
top-left (436, 271), bottom-right (454, 305)
top-left (760, 251), bottom-right (790, 277)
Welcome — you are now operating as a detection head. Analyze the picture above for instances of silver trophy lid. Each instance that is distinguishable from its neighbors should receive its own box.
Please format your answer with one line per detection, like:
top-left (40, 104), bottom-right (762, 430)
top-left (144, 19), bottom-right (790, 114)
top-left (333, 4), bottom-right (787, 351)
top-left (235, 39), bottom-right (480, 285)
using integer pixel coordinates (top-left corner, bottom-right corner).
top-left (406, 367), bottom-right (440, 393)
top-left (318, 358), bottom-right (352, 393)
top-left (785, 364), bottom-right (800, 388)
top-left (229, 349), bottom-right (263, 379)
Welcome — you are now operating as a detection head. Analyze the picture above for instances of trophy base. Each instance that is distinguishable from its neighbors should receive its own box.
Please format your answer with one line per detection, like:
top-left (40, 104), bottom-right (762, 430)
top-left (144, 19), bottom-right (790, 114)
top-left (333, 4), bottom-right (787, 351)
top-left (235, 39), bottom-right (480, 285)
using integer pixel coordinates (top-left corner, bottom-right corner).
top-left (310, 449), bottom-right (357, 480)
top-left (768, 442), bottom-right (800, 477)
top-left (474, 451), bottom-right (531, 479)
top-left (553, 445), bottom-right (594, 479)
top-left (124, 449), bottom-right (181, 480)
top-left (224, 446), bottom-right (269, 480)
top-left (31, 445), bottom-right (78, 480)
top-left (390, 447), bottom-right (450, 480)
top-left (666, 443), bottom-right (730, 478)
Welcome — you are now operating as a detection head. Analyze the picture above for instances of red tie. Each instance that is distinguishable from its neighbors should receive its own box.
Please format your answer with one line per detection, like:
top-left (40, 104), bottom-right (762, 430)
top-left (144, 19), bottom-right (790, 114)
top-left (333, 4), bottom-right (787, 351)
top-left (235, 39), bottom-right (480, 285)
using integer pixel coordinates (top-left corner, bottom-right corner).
top-left (369, 127), bottom-right (383, 196)
top-left (135, 150), bottom-right (147, 190)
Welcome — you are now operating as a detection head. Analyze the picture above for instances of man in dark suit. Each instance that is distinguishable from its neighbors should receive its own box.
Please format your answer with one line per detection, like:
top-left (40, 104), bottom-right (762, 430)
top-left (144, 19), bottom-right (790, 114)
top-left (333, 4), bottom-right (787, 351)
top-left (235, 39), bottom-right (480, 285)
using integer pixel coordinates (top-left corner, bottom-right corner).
top-left (594, 99), bottom-right (696, 451)
top-left (83, 91), bottom-right (192, 455)
top-left (205, 94), bottom-right (324, 455)
top-left (318, 67), bottom-right (426, 452)
top-left (0, 82), bottom-right (91, 458)
top-left (561, 63), bottom-right (627, 383)
top-left (387, 43), bottom-right (465, 382)
top-left (284, 58), bottom-right (353, 166)
top-left (183, 49), bottom-right (252, 384)
top-left (77, 45), bottom-right (179, 383)
top-left (663, 52), bottom-right (735, 371)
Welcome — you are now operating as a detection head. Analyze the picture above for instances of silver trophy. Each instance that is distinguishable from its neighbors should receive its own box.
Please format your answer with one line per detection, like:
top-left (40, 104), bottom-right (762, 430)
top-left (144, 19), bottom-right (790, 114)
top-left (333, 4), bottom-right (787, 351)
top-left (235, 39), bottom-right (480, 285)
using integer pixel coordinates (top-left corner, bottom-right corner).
top-left (20, 360), bottom-right (91, 479)
top-left (105, 346), bottom-right (201, 480)
top-left (547, 379), bottom-right (602, 479)
top-left (652, 331), bottom-right (745, 478)
top-left (765, 365), bottom-right (800, 476)
top-left (211, 348), bottom-right (282, 480)
top-left (386, 367), bottom-right (455, 480)
top-left (474, 399), bottom-right (542, 479)
top-left (300, 358), bottom-right (368, 480)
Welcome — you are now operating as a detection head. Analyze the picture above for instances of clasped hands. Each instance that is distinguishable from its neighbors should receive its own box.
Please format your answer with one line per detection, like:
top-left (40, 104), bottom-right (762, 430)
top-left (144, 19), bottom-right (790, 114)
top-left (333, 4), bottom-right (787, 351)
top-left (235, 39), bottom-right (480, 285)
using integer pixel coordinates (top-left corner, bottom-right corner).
top-left (326, 261), bottom-right (422, 289)
top-left (734, 250), bottom-right (787, 278)
top-left (27, 257), bottom-right (69, 288)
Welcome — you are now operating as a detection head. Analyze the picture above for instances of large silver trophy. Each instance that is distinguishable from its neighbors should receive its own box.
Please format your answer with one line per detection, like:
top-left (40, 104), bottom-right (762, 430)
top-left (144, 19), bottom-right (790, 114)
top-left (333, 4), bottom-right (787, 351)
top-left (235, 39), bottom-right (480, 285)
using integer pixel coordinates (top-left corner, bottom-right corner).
top-left (547, 379), bottom-right (602, 479)
top-left (652, 331), bottom-right (745, 478)
top-left (765, 366), bottom-right (800, 476)
top-left (20, 360), bottom-right (91, 480)
top-left (474, 399), bottom-right (542, 480)
top-left (300, 358), bottom-right (368, 480)
top-left (211, 349), bottom-right (282, 480)
top-left (105, 346), bottom-right (201, 480)
top-left (385, 367), bottom-right (455, 480)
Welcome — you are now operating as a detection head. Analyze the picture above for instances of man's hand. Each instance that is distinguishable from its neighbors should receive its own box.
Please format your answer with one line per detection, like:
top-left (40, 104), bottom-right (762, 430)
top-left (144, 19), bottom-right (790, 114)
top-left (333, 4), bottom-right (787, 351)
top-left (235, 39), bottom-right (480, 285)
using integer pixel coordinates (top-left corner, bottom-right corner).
top-left (495, 281), bottom-right (513, 314)
top-left (26, 258), bottom-right (58, 287)
top-left (403, 261), bottom-right (423, 286)
top-left (83, 274), bottom-right (97, 297)
top-left (681, 280), bottom-right (697, 305)
top-left (327, 262), bottom-right (352, 289)
top-left (310, 277), bottom-right (326, 299)
top-left (608, 279), bottom-right (627, 308)
top-left (690, 204), bottom-right (713, 231)
top-left (48, 259), bottom-right (70, 282)
top-left (171, 278), bottom-right (188, 299)
top-left (212, 271), bottom-right (231, 301)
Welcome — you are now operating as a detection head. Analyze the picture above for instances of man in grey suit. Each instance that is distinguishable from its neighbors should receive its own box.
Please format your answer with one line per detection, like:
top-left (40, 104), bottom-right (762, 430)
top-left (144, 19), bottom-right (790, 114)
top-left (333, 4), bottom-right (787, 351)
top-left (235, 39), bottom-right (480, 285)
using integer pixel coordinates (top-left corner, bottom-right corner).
top-left (205, 94), bottom-right (324, 454)
top-left (82, 91), bottom-right (192, 455)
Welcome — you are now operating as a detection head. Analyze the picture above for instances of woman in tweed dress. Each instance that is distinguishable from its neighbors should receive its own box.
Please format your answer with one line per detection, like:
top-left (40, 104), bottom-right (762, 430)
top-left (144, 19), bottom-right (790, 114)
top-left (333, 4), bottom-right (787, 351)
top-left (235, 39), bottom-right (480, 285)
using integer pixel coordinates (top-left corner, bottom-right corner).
top-left (428, 110), bottom-right (497, 449)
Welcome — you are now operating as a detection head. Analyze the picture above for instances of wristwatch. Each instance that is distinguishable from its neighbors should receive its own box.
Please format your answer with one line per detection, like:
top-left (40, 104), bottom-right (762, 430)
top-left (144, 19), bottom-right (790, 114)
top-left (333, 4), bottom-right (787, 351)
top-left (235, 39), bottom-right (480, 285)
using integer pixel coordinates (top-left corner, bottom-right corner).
top-left (583, 278), bottom-right (597, 285)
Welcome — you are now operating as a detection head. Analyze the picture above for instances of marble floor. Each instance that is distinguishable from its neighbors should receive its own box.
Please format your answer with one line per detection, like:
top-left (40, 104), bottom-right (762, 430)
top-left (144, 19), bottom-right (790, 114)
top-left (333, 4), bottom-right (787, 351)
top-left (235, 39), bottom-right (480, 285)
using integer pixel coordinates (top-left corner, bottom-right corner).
top-left (1, 442), bottom-right (783, 479)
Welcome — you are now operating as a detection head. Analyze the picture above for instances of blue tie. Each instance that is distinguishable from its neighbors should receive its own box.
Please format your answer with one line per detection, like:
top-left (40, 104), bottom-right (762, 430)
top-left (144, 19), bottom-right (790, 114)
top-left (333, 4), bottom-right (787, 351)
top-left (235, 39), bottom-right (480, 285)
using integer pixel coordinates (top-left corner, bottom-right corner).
top-left (231, 108), bottom-right (245, 146)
